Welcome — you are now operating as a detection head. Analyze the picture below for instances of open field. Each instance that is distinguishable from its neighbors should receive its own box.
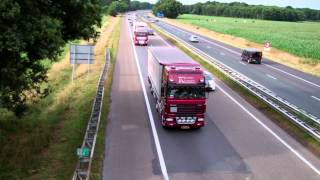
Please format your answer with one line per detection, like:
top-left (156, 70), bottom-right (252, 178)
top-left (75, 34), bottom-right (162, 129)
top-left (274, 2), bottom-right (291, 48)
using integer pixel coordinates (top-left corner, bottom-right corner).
top-left (0, 16), bottom-right (119, 179)
top-left (177, 14), bottom-right (320, 64)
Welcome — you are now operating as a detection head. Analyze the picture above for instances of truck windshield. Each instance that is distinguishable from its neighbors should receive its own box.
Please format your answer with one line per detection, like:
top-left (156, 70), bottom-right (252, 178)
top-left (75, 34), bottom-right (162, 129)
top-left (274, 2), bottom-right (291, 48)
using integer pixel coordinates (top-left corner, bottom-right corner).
top-left (135, 32), bottom-right (147, 36)
top-left (167, 86), bottom-right (205, 98)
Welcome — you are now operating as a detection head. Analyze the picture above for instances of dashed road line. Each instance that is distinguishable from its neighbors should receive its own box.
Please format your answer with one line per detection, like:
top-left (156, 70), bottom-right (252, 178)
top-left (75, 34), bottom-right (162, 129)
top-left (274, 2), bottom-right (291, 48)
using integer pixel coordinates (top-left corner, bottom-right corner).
top-left (266, 74), bottom-right (277, 80)
top-left (311, 96), bottom-right (320, 102)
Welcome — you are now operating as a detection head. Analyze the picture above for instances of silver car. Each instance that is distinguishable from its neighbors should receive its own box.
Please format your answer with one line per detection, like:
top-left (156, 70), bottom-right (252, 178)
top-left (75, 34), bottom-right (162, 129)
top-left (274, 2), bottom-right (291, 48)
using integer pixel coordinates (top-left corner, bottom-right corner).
top-left (189, 35), bottom-right (199, 43)
top-left (204, 71), bottom-right (216, 91)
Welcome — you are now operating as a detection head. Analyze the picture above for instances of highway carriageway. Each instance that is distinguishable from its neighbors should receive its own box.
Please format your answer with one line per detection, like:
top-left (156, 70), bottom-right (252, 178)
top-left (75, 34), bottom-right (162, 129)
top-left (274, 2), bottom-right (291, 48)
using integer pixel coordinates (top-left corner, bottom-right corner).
top-left (102, 14), bottom-right (320, 180)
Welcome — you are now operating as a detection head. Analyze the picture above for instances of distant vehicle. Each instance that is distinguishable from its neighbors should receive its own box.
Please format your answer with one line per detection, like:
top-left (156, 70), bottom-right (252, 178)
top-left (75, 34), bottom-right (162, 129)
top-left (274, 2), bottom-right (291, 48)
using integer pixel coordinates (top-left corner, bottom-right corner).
top-left (155, 19), bottom-right (159, 22)
top-left (189, 35), bottom-right (199, 43)
top-left (150, 20), bottom-right (156, 23)
top-left (204, 71), bottom-right (215, 91)
top-left (147, 28), bottom-right (154, 35)
top-left (129, 21), bottom-right (133, 26)
top-left (148, 47), bottom-right (207, 129)
top-left (241, 48), bottom-right (262, 64)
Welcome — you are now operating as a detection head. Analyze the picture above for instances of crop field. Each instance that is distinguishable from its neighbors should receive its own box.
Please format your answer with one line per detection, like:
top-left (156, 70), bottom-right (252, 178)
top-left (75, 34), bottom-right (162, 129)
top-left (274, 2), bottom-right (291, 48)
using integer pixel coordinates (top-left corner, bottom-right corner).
top-left (177, 14), bottom-right (320, 63)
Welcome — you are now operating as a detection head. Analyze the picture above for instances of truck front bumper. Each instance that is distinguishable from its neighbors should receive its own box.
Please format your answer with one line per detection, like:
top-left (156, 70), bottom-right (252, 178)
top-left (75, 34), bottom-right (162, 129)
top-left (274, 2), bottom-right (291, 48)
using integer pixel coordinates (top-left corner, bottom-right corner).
top-left (162, 121), bottom-right (205, 129)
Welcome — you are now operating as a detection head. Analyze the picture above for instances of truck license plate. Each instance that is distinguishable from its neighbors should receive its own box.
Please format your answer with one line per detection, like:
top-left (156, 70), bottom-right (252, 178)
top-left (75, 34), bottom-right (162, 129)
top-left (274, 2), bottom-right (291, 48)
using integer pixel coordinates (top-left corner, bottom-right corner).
top-left (139, 41), bottom-right (144, 44)
top-left (181, 125), bottom-right (190, 130)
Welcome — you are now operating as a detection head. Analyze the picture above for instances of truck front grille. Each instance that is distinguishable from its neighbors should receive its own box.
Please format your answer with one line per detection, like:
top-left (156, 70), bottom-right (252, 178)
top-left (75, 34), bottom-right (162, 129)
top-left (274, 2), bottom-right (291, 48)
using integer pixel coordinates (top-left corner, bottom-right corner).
top-left (177, 104), bottom-right (203, 114)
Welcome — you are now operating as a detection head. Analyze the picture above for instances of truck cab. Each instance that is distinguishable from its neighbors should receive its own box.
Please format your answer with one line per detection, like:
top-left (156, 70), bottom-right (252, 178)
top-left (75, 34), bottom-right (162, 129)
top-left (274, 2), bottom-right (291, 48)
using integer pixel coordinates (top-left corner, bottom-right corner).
top-left (133, 22), bottom-right (148, 46)
top-left (134, 27), bottom-right (148, 46)
top-left (148, 47), bottom-right (206, 129)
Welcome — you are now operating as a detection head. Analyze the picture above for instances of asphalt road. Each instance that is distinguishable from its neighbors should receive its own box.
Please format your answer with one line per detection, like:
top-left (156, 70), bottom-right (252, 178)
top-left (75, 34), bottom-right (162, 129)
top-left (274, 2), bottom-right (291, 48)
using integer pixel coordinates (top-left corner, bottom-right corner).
top-left (102, 16), bottom-right (320, 180)
top-left (152, 18), bottom-right (320, 119)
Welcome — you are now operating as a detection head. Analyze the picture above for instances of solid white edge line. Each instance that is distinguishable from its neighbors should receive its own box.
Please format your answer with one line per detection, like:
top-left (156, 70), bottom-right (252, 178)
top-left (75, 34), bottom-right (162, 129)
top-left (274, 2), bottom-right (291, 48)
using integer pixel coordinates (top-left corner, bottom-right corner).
top-left (127, 17), bottom-right (170, 180)
top-left (162, 22), bottom-right (320, 88)
top-left (156, 22), bottom-right (320, 176)
top-left (155, 32), bottom-right (172, 47)
top-left (216, 84), bottom-right (320, 176)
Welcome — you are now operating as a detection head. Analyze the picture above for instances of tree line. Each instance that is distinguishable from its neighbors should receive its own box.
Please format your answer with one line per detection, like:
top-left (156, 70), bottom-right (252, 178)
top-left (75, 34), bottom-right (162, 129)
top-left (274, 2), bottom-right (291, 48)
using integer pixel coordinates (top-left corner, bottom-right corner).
top-left (183, 1), bottom-right (320, 22)
top-left (102, 0), bottom-right (152, 16)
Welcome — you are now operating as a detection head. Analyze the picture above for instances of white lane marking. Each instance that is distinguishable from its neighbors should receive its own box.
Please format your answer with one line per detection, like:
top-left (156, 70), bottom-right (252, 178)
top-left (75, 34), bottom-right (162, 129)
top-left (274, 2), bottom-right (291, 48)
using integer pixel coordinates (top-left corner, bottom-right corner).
top-left (220, 52), bottom-right (225, 56)
top-left (266, 74), bottom-right (277, 80)
top-left (264, 64), bottom-right (320, 88)
top-left (216, 84), bottom-right (320, 176)
top-left (239, 61), bottom-right (246, 65)
top-left (154, 32), bottom-right (172, 47)
top-left (311, 96), bottom-right (320, 102)
top-left (128, 19), bottom-right (169, 180)
top-left (156, 22), bottom-right (320, 175)
top-left (164, 23), bottom-right (320, 88)
top-left (206, 45), bottom-right (211, 49)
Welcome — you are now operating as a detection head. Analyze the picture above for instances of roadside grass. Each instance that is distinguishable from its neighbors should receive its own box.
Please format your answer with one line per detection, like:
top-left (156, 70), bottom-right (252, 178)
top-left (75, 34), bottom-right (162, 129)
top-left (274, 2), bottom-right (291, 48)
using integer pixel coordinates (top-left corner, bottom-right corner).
top-left (150, 23), bottom-right (320, 157)
top-left (89, 17), bottom-right (121, 180)
top-left (0, 16), bottom-right (119, 179)
top-left (177, 14), bottom-right (320, 63)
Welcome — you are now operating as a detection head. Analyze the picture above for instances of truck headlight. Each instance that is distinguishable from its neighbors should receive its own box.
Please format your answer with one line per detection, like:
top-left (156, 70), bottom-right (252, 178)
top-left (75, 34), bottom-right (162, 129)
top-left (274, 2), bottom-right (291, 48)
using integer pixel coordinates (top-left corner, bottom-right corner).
top-left (166, 118), bottom-right (174, 121)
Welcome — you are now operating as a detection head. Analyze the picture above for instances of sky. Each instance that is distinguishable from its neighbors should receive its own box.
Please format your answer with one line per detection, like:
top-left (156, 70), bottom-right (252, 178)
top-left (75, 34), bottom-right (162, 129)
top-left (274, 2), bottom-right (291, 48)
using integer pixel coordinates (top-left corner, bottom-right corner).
top-left (138, 0), bottom-right (320, 10)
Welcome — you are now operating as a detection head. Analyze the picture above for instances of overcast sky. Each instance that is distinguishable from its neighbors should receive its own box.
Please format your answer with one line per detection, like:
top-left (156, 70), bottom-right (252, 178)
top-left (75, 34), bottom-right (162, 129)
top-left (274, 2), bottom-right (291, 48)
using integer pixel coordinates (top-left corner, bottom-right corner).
top-left (139, 0), bottom-right (320, 10)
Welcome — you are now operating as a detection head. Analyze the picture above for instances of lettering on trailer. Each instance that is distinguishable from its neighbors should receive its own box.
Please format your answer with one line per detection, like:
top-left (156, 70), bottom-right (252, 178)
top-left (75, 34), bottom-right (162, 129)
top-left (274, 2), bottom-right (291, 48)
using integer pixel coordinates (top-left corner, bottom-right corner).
top-left (178, 76), bottom-right (196, 84)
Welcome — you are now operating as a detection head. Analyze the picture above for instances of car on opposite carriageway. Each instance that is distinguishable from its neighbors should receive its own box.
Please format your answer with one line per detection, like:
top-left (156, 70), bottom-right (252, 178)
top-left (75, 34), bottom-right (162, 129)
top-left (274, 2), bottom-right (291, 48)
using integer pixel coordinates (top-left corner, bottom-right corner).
top-left (241, 48), bottom-right (262, 64)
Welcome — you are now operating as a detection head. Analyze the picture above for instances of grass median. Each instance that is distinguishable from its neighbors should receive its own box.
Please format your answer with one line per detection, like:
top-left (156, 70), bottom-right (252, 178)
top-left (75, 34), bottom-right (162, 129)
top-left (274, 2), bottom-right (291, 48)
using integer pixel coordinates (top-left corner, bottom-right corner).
top-left (150, 22), bottom-right (320, 157)
top-left (0, 16), bottom-right (120, 179)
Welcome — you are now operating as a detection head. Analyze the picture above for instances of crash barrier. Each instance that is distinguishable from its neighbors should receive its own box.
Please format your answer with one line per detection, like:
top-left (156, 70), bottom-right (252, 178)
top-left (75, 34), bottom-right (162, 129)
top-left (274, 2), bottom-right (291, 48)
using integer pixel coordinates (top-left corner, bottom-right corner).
top-left (72, 48), bottom-right (110, 180)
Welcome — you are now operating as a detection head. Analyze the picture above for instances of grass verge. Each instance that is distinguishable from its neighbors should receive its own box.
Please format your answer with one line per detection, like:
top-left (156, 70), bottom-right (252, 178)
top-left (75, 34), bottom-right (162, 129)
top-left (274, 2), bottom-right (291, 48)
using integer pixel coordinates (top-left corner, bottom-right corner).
top-left (89, 17), bottom-right (121, 180)
top-left (0, 16), bottom-right (119, 179)
top-left (150, 23), bottom-right (320, 156)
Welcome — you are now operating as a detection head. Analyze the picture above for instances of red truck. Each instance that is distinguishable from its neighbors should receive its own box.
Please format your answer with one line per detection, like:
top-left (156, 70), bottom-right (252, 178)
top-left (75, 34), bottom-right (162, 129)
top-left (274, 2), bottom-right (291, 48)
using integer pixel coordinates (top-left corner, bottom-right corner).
top-left (133, 22), bottom-right (148, 46)
top-left (148, 47), bottom-right (206, 129)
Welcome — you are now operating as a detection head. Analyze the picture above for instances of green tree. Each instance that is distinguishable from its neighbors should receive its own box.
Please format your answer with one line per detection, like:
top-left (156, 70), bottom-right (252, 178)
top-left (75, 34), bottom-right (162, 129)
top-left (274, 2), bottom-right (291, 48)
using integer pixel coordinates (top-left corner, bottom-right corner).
top-left (108, 1), bottom-right (129, 16)
top-left (108, 2), bottom-right (118, 16)
top-left (0, 0), bottom-right (102, 115)
top-left (153, 0), bottom-right (183, 19)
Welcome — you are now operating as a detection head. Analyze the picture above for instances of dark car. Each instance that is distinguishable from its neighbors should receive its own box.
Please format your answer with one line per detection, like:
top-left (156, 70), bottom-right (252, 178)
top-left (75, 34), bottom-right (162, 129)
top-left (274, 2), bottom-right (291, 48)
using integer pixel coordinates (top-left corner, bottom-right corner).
top-left (147, 28), bottom-right (154, 35)
top-left (241, 48), bottom-right (262, 64)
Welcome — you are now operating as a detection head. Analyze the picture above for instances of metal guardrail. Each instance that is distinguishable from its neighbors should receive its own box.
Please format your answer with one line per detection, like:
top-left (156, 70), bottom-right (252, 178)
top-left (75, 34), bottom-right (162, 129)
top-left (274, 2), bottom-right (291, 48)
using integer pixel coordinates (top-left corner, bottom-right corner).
top-left (152, 22), bottom-right (320, 141)
top-left (72, 48), bottom-right (111, 180)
